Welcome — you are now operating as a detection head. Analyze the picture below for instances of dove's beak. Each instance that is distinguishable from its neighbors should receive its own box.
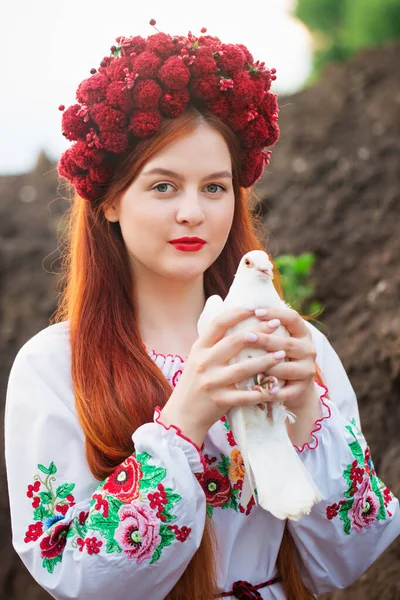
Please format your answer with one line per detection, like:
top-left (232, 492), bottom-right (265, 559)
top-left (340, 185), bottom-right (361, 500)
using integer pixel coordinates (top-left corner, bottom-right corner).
top-left (257, 267), bottom-right (274, 279)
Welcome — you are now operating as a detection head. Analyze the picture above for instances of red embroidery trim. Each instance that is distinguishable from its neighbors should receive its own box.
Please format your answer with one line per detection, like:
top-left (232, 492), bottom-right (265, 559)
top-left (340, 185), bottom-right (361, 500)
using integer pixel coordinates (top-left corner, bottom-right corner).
top-left (147, 348), bottom-right (186, 363)
top-left (294, 380), bottom-right (331, 453)
top-left (154, 406), bottom-right (206, 470)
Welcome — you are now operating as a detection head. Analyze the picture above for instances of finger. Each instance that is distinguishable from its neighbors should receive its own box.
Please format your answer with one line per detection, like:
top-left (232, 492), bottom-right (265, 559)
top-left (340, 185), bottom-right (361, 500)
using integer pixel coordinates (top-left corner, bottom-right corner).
top-left (255, 332), bottom-right (312, 360)
top-left (217, 352), bottom-right (286, 388)
top-left (266, 380), bottom-right (305, 406)
top-left (267, 359), bottom-right (316, 381)
top-left (199, 306), bottom-right (254, 348)
top-left (217, 387), bottom-right (282, 408)
top-left (255, 306), bottom-right (310, 339)
top-left (208, 328), bottom-right (263, 366)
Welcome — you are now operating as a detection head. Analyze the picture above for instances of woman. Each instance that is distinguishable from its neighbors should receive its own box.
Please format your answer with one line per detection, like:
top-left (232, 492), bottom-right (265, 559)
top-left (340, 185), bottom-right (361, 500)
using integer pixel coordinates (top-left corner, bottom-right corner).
top-left (5, 24), bottom-right (399, 600)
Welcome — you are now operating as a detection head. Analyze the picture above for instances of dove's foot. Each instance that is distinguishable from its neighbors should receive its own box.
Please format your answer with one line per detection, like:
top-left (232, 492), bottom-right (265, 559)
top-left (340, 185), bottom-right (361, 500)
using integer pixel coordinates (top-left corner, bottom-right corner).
top-left (256, 373), bottom-right (279, 391)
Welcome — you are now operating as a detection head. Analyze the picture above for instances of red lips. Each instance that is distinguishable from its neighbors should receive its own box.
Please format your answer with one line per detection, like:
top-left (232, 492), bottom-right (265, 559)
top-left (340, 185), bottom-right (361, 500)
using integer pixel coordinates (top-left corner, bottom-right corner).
top-left (169, 236), bottom-right (206, 243)
top-left (169, 237), bottom-right (206, 252)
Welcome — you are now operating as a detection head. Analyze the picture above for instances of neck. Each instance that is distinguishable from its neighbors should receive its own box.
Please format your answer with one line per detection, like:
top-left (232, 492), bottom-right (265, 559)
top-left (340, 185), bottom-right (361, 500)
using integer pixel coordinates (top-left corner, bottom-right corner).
top-left (136, 272), bottom-right (206, 357)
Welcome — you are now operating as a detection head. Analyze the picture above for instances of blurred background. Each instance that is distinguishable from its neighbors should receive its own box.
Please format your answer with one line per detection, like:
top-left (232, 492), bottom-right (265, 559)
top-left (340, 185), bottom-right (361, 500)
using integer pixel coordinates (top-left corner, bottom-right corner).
top-left (1, 0), bottom-right (399, 598)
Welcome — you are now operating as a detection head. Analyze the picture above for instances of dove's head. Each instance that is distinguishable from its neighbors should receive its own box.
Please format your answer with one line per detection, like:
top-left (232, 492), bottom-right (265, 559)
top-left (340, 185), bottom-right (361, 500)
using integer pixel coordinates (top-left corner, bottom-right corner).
top-left (237, 250), bottom-right (274, 281)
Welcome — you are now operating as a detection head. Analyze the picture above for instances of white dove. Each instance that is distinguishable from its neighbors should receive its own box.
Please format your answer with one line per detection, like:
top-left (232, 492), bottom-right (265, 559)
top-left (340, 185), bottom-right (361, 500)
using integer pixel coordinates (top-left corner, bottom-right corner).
top-left (197, 250), bottom-right (321, 521)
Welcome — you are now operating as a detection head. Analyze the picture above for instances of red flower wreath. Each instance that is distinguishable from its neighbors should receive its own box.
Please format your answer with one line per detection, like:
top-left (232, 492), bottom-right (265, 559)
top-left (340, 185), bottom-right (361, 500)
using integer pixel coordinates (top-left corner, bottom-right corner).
top-left (58, 21), bottom-right (280, 202)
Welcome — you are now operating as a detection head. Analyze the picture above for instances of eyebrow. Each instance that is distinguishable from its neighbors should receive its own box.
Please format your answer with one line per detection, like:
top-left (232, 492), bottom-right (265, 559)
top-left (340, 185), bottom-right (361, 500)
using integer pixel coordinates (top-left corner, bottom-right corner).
top-left (141, 167), bottom-right (233, 180)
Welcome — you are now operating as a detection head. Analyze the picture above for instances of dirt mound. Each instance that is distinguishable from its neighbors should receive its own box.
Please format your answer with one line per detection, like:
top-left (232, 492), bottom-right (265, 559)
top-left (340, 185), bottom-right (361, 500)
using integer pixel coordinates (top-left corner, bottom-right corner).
top-left (0, 42), bottom-right (399, 599)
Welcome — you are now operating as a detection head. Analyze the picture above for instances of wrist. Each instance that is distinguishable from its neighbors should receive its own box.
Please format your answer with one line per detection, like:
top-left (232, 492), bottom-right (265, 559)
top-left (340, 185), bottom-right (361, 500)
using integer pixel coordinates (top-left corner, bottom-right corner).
top-left (159, 404), bottom-right (208, 449)
top-left (286, 383), bottom-right (322, 446)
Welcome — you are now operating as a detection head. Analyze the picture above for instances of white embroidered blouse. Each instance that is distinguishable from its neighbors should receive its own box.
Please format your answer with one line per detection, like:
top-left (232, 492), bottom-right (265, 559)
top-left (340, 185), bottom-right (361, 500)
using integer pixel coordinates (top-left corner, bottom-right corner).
top-left (4, 320), bottom-right (400, 600)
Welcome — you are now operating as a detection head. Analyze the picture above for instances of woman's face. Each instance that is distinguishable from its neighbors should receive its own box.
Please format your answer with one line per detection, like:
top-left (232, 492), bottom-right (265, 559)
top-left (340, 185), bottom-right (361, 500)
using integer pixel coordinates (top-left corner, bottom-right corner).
top-left (105, 123), bottom-right (235, 283)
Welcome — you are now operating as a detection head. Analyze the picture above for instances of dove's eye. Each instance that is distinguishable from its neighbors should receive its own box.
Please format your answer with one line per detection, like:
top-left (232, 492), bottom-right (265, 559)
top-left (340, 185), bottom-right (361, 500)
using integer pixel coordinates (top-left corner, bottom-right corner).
top-left (244, 259), bottom-right (253, 268)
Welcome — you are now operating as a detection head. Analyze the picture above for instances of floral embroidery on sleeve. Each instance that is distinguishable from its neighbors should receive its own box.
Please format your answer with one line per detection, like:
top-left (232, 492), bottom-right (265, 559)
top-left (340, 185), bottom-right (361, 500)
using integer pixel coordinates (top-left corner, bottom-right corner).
top-left (326, 419), bottom-right (394, 534)
top-left (25, 453), bottom-right (191, 574)
top-left (85, 452), bottom-right (190, 565)
top-left (24, 461), bottom-right (78, 573)
top-left (197, 449), bottom-right (254, 518)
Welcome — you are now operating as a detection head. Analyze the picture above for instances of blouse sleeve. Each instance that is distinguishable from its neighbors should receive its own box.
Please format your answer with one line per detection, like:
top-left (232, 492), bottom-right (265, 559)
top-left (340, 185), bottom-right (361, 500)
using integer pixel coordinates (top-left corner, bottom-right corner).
top-left (5, 333), bottom-right (207, 600)
top-left (288, 325), bottom-right (400, 594)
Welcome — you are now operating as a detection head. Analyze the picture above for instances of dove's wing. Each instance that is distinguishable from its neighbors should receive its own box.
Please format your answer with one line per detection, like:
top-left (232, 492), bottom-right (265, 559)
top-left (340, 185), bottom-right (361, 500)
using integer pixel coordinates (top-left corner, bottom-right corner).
top-left (197, 295), bottom-right (225, 336)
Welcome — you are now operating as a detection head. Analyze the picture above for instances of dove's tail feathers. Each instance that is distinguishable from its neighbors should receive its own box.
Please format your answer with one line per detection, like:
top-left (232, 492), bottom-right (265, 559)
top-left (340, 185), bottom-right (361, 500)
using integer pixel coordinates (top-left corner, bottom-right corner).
top-left (246, 421), bottom-right (321, 521)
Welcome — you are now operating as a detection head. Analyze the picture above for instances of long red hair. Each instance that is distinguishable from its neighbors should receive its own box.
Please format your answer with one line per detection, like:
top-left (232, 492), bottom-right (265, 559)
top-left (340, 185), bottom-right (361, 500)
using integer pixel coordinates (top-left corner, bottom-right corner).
top-left (54, 107), bottom-right (314, 599)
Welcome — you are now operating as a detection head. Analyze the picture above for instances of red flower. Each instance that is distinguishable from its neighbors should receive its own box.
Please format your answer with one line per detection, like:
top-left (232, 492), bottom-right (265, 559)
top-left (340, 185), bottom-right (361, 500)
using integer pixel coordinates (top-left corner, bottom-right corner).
top-left (32, 497), bottom-right (40, 509)
top-left (168, 524), bottom-right (191, 542)
top-left (132, 80), bottom-right (163, 110)
top-left (196, 467), bottom-right (231, 507)
top-left (55, 504), bottom-right (69, 516)
top-left (78, 511), bottom-right (89, 525)
top-left (217, 44), bottom-right (246, 73)
top-left (159, 56), bottom-right (191, 91)
top-left (99, 130), bottom-right (130, 153)
top-left (73, 173), bottom-right (103, 202)
top-left (240, 148), bottom-right (264, 187)
top-left (93, 493), bottom-right (109, 518)
top-left (159, 90), bottom-right (189, 118)
top-left (229, 71), bottom-right (254, 109)
top-left (129, 110), bottom-right (162, 138)
top-left (227, 431), bottom-right (236, 447)
top-left (89, 163), bottom-right (114, 184)
top-left (190, 74), bottom-right (220, 101)
top-left (106, 56), bottom-right (133, 82)
top-left (24, 521), bottom-right (43, 543)
top-left (102, 455), bottom-right (142, 502)
top-left (69, 140), bottom-right (103, 170)
top-left (226, 110), bottom-right (250, 133)
top-left (62, 104), bottom-right (92, 141)
top-left (91, 104), bottom-right (127, 132)
top-left (237, 43), bottom-right (253, 64)
top-left (76, 73), bottom-right (108, 104)
top-left (26, 481), bottom-right (41, 499)
top-left (40, 522), bottom-right (70, 559)
top-left (190, 47), bottom-right (217, 77)
top-left (240, 115), bottom-right (270, 148)
top-left (205, 97), bottom-right (230, 119)
top-left (106, 81), bottom-right (135, 112)
top-left (146, 33), bottom-right (176, 59)
top-left (116, 35), bottom-right (146, 57)
top-left (85, 536), bottom-right (103, 555)
top-left (131, 51), bottom-right (161, 77)
top-left (260, 92), bottom-right (278, 117)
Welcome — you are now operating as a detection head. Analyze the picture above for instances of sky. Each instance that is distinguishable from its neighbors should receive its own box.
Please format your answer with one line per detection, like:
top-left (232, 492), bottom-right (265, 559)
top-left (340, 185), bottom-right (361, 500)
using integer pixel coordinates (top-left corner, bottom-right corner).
top-left (1, 0), bottom-right (312, 174)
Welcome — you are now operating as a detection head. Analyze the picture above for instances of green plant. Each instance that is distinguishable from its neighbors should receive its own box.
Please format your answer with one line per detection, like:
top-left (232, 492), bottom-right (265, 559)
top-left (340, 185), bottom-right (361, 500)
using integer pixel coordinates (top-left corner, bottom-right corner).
top-left (275, 252), bottom-right (323, 318)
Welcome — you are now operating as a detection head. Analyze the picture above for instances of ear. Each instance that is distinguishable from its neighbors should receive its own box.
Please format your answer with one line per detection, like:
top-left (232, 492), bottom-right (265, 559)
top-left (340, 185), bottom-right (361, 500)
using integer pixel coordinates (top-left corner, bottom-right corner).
top-left (104, 202), bottom-right (120, 223)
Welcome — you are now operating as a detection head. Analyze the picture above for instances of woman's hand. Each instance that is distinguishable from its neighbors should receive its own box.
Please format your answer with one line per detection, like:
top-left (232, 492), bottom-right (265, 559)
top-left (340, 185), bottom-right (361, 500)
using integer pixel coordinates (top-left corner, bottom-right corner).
top-left (251, 306), bottom-right (319, 411)
top-left (252, 306), bottom-right (323, 446)
top-left (159, 307), bottom-right (288, 447)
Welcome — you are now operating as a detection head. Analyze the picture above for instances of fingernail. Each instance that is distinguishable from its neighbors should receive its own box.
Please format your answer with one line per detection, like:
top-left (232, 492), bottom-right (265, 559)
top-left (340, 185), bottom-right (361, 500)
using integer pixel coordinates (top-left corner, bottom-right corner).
top-left (273, 350), bottom-right (286, 360)
top-left (270, 386), bottom-right (280, 395)
top-left (255, 309), bottom-right (268, 317)
top-left (267, 319), bottom-right (281, 329)
top-left (246, 332), bottom-right (258, 342)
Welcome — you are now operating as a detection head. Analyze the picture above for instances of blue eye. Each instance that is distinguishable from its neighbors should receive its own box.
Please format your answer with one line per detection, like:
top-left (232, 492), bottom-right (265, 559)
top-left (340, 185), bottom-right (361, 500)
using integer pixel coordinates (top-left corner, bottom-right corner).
top-left (153, 183), bottom-right (174, 193)
top-left (206, 184), bottom-right (226, 193)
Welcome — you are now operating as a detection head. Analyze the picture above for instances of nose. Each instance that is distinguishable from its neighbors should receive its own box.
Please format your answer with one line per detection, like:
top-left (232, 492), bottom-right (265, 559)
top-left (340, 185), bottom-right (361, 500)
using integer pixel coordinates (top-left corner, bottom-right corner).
top-left (175, 192), bottom-right (205, 226)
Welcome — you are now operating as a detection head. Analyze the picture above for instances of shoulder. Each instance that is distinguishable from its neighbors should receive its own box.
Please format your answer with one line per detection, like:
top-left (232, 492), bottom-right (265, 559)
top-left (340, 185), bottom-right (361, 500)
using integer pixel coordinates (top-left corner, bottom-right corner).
top-left (14, 321), bottom-right (71, 372)
top-left (17, 320), bottom-right (71, 361)
top-left (8, 321), bottom-right (75, 412)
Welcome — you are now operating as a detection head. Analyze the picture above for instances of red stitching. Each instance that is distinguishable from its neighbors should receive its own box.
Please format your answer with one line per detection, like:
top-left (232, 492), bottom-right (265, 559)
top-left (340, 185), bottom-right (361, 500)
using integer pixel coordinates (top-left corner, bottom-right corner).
top-left (147, 349), bottom-right (186, 363)
top-left (154, 407), bottom-right (206, 469)
top-left (294, 380), bottom-right (331, 453)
